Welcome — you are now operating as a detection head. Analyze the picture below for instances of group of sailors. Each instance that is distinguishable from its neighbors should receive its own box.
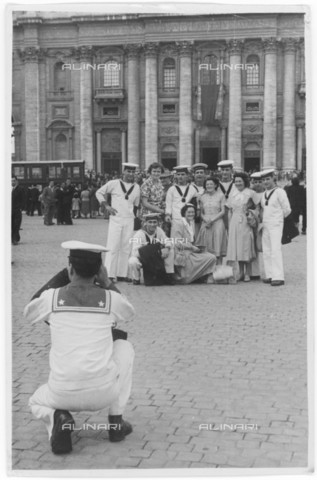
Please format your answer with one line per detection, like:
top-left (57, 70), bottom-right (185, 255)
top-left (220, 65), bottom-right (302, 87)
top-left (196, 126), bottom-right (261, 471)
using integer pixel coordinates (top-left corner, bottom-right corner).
top-left (96, 160), bottom-right (293, 287)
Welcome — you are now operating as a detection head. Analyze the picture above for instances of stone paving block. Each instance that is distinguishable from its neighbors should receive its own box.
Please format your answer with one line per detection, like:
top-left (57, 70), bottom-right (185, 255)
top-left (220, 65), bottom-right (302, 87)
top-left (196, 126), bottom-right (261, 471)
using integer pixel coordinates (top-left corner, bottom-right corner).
top-left (202, 452), bottom-right (229, 465)
top-left (175, 451), bottom-right (203, 463)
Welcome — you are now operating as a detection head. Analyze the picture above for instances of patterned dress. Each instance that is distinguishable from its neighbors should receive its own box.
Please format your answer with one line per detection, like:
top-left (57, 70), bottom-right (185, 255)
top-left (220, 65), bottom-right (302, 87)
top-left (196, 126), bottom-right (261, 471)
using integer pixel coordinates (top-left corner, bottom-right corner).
top-left (140, 177), bottom-right (165, 216)
top-left (226, 188), bottom-right (257, 262)
top-left (196, 190), bottom-right (227, 257)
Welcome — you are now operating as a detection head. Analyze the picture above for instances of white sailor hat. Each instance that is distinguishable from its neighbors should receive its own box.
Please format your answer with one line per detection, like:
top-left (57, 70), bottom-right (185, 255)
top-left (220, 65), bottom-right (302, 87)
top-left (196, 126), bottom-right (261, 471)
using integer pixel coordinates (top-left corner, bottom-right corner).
top-left (173, 165), bottom-right (191, 173)
top-left (122, 162), bottom-right (139, 170)
top-left (143, 213), bottom-right (161, 220)
top-left (62, 240), bottom-right (108, 257)
top-left (217, 160), bottom-right (234, 168)
top-left (250, 172), bottom-right (262, 179)
top-left (261, 168), bottom-right (275, 178)
top-left (160, 170), bottom-right (173, 178)
top-left (192, 163), bottom-right (208, 171)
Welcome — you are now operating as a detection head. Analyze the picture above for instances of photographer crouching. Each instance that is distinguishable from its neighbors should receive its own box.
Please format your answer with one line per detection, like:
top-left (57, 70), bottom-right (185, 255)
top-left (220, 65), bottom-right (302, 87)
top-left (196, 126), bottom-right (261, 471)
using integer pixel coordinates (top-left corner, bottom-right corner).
top-left (24, 241), bottom-right (135, 454)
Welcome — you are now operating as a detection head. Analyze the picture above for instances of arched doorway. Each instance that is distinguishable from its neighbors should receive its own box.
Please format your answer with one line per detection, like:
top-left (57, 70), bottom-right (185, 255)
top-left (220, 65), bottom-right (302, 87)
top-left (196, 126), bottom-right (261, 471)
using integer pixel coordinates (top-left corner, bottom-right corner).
top-left (244, 142), bottom-right (261, 172)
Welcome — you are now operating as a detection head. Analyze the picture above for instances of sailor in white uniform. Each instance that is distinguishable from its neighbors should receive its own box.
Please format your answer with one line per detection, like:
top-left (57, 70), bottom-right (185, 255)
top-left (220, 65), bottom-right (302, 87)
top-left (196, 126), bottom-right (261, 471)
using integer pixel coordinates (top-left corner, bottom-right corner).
top-left (96, 163), bottom-right (140, 282)
top-left (249, 171), bottom-right (265, 279)
top-left (191, 163), bottom-right (208, 238)
top-left (165, 165), bottom-right (198, 231)
top-left (25, 241), bottom-right (135, 454)
top-left (260, 169), bottom-right (291, 286)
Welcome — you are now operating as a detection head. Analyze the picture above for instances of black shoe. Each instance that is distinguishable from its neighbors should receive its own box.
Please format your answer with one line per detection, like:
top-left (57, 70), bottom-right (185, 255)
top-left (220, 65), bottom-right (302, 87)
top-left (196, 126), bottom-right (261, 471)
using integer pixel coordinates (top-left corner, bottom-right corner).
top-left (50, 410), bottom-right (75, 454)
top-left (132, 279), bottom-right (140, 285)
top-left (165, 273), bottom-right (176, 285)
top-left (271, 280), bottom-right (285, 286)
top-left (301, 231), bottom-right (306, 235)
top-left (262, 278), bottom-right (272, 284)
top-left (108, 415), bottom-right (133, 442)
top-left (117, 277), bottom-right (131, 282)
top-left (250, 275), bottom-right (261, 280)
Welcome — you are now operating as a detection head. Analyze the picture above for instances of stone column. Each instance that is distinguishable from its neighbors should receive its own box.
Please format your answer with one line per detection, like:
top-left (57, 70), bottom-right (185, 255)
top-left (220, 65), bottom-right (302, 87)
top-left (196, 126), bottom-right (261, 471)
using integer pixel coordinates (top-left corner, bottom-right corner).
top-left (221, 123), bottom-right (227, 160)
top-left (282, 38), bottom-right (298, 170)
top-left (121, 128), bottom-right (127, 163)
top-left (77, 46), bottom-right (94, 170)
top-left (18, 47), bottom-right (45, 162)
top-left (177, 41), bottom-right (194, 165)
top-left (296, 123), bottom-right (304, 171)
top-left (96, 129), bottom-right (102, 173)
top-left (262, 38), bottom-right (278, 169)
top-left (126, 44), bottom-right (141, 166)
top-left (227, 40), bottom-right (243, 168)
top-left (195, 126), bottom-right (200, 162)
top-left (145, 43), bottom-right (159, 168)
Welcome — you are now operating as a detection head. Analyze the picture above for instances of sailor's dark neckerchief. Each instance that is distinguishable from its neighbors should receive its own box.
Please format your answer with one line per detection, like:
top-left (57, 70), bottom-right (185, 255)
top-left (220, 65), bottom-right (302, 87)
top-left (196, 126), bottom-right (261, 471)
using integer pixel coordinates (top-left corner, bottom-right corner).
top-left (120, 180), bottom-right (135, 200)
top-left (175, 184), bottom-right (190, 203)
top-left (264, 188), bottom-right (277, 206)
top-left (219, 181), bottom-right (234, 200)
top-left (144, 232), bottom-right (157, 244)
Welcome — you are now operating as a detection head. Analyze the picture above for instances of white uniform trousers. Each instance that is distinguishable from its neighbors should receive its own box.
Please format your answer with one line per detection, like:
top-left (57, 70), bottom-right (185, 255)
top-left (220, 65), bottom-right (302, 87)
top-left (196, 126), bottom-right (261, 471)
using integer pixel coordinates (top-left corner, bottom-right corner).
top-left (262, 222), bottom-right (284, 281)
top-left (105, 216), bottom-right (134, 278)
top-left (128, 248), bottom-right (174, 281)
top-left (28, 340), bottom-right (134, 439)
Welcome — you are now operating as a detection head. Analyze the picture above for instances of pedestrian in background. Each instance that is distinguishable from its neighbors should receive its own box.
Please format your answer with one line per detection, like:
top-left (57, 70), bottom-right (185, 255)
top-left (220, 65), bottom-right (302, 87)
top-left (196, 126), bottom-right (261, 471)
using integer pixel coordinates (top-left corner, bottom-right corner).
top-left (42, 180), bottom-right (56, 226)
top-left (71, 193), bottom-right (80, 219)
top-left (11, 175), bottom-right (25, 245)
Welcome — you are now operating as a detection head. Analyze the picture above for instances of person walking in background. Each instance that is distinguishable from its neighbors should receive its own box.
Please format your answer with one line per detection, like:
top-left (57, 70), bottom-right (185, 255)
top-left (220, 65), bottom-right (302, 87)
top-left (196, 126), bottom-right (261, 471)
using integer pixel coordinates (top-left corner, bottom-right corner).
top-left (80, 185), bottom-right (90, 219)
top-left (284, 176), bottom-right (305, 231)
top-left (71, 193), bottom-right (81, 219)
top-left (89, 182), bottom-right (100, 219)
top-left (11, 175), bottom-right (25, 245)
top-left (42, 180), bottom-right (56, 226)
top-left (62, 178), bottom-right (74, 225)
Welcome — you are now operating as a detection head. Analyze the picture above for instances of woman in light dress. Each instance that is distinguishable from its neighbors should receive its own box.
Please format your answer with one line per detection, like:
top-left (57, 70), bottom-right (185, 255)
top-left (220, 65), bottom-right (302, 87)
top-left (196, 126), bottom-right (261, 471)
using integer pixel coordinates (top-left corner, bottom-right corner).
top-left (80, 185), bottom-right (90, 219)
top-left (196, 177), bottom-right (227, 265)
top-left (171, 203), bottom-right (217, 284)
top-left (226, 172), bottom-right (259, 282)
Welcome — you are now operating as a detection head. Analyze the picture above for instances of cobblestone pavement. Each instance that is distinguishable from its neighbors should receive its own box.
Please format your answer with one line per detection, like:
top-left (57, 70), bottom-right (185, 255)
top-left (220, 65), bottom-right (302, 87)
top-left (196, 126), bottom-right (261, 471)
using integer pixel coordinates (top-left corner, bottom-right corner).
top-left (11, 214), bottom-right (308, 472)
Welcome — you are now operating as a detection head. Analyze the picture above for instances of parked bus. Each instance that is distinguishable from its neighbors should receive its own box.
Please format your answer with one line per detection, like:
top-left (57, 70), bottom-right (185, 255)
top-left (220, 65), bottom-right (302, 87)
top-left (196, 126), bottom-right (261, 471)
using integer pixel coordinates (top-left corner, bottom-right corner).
top-left (11, 160), bottom-right (86, 187)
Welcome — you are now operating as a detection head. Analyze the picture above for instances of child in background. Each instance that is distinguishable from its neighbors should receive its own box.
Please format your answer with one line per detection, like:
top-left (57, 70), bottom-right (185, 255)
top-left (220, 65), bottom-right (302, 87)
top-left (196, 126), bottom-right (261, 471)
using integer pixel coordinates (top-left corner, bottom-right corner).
top-left (72, 193), bottom-right (80, 219)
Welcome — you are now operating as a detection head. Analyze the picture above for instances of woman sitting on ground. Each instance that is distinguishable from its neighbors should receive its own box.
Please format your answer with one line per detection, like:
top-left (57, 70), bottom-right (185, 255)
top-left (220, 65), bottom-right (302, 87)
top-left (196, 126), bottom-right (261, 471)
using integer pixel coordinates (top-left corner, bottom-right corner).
top-left (171, 203), bottom-right (217, 284)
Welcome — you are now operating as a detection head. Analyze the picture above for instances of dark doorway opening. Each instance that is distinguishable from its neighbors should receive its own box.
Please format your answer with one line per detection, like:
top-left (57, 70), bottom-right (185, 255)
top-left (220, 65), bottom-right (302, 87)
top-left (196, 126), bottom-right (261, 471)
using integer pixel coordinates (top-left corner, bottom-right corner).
top-left (201, 148), bottom-right (219, 171)
top-left (244, 157), bottom-right (260, 173)
top-left (161, 157), bottom-right (177, 170)
top-left (102, 152), bottom-right (122, 175)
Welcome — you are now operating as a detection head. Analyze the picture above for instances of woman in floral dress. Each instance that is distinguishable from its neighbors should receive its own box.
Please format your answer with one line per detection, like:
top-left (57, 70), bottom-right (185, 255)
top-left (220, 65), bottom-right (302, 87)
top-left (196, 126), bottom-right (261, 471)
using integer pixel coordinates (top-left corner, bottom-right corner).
top-left (140, 162), bottom-right (165, 218)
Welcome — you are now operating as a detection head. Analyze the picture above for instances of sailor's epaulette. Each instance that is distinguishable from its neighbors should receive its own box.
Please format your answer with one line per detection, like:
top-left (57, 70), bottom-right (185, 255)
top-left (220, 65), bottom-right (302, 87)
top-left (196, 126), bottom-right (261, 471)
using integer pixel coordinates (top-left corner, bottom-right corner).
top-left (52, 285), bottom-right (110, 314)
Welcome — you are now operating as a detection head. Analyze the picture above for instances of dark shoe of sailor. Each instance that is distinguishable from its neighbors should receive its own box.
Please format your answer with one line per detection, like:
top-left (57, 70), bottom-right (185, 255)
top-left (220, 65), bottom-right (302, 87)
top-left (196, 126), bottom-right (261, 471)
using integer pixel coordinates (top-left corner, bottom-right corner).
top-left (108, 415), bottom-right (133, 442)
top-left (262, 278), bottom-right (272, 284)
top-left (271, 280), bottom-right (285, 286)
top-left (50, 409), bottom-right (75, 454)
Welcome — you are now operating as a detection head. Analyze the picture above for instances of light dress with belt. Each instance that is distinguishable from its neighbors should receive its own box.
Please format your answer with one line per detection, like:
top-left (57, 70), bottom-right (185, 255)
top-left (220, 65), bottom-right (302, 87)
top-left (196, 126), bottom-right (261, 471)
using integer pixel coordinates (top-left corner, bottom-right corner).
top-left (196, 191), bottom-right (227, 257)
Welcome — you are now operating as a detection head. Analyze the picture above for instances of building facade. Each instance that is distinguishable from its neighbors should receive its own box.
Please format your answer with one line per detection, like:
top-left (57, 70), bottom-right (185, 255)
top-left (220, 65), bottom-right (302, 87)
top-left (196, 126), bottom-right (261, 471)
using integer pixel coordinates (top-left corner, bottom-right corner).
top-left (12, 12), bottom-right (306, 173)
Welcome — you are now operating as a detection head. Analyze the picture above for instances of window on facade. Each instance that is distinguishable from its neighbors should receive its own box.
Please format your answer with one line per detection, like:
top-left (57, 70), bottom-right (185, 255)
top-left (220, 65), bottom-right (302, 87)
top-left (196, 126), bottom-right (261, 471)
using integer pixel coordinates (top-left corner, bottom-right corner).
top-left (163, 58), bottom-right (176, 89)
top-left (13, 166), bottom-right (24, 179)
top-left (200, 54), bottom-right (220, 85)
top-left (103, 61), bottom-right (120, 87)
top-left (103, 106), bottom-right (119, 116)
top-left (246, 102), bottom-right (260, 112)
top-left (246, 55), bottom-right (260, 86)
top-left (54, 62), bottom-right (67, 91)
top-left (162, 104), bottom-right (176, 114)
top-left (55, 133), bottom-right (67, 160)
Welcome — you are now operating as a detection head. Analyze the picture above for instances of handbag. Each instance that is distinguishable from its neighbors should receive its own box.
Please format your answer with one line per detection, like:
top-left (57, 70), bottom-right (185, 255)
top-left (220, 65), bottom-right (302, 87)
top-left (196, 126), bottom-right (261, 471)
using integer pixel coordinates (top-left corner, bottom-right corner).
top-left (256, 224), bottom-right (263, 252)
top-left (174, 251), bottom-right (187, 267)
top-left (134, 216), bottom-right (142, 231)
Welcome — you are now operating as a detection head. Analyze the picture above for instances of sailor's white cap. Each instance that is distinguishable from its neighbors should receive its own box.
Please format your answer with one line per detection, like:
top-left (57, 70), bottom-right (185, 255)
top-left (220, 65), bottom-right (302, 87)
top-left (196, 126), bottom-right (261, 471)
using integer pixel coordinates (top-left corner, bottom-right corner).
top-left (250, 172), bottom-right (263, 179)
top-left (142, 213), bottom-right (161, 220)
top-left (192, 163), bottom-right (208, 171)
top-left (261, 168), bottom-right (275, 177)
top-left (122, 162), bottom-right (139, 170)
top-left (61, 240), bottom-right (108, 254)
top-left (173, 165), bottom-right (191, 173)
top-left (217, 160), bottom-right (234, 168)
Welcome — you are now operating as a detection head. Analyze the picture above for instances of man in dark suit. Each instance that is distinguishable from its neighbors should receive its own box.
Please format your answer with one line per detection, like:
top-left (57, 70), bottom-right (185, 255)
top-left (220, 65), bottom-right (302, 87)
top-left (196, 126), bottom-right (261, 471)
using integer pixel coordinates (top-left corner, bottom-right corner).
top-left (42, 180), bottom-right (56, 226)
top-left (11, 175), bottom-right (25, 245)
top-left (62, 178), bottom-right (74, 225)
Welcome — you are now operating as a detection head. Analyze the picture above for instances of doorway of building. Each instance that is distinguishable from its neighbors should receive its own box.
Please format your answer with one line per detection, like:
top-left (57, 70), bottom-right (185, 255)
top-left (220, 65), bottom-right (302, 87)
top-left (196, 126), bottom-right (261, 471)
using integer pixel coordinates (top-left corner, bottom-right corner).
top-left (201, 148), bottom-right (219, 171)
top-left (102, 152), bottom-right (122, 175)
top-left (244, 157), bottom-right (260, 173)
top-left (161, 157), bottom-right (177, 171)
